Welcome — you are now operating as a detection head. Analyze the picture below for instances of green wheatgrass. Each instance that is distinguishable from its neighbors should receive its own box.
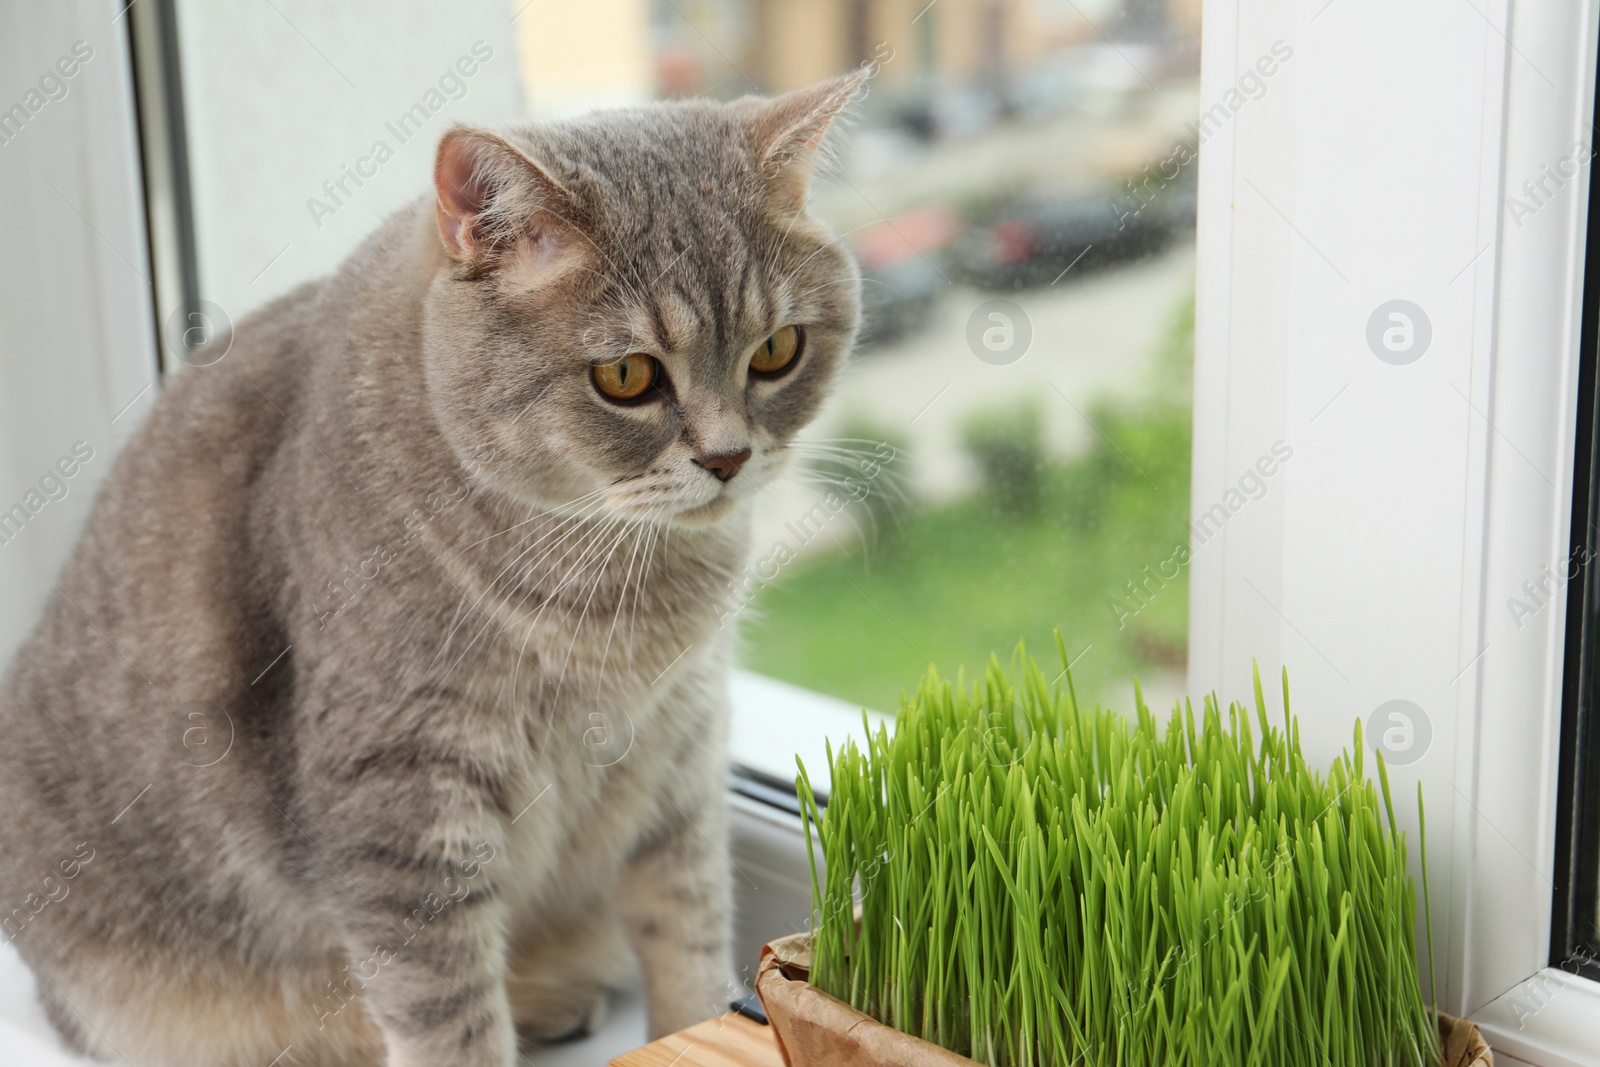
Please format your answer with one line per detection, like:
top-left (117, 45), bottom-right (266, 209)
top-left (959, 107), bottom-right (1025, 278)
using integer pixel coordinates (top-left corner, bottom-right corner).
top-left (797, 635), bottom-right (1440, 1067)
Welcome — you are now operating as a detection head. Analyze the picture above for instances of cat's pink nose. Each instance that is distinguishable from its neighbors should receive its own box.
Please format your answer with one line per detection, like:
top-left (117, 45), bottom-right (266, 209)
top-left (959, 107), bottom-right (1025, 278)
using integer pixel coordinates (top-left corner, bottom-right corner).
top-left (695, 448), bottom-right (752, 482)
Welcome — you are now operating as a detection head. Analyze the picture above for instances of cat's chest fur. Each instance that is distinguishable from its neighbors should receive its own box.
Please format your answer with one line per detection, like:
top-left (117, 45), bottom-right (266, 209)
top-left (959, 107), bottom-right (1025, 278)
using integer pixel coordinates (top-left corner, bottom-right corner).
top-left (362, 515), bottom-right (743, 919)
top-left (492, 652), bottom-right (725, 929)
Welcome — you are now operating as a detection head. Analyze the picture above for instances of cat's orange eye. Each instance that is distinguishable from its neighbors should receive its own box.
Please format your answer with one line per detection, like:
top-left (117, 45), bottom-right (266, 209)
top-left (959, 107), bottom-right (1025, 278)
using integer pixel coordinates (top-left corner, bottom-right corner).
top-left (593, 354), bottom-right (658, 401)
top-left (750, 325), bottom-right (804, 376)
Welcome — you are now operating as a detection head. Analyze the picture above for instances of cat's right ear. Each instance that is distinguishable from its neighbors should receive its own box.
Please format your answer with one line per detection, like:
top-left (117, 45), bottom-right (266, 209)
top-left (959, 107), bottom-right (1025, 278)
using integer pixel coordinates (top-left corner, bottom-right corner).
top-left (741, 67), bottom-right (871, 213)
top-left (433, 127), bottom-right (584, 275)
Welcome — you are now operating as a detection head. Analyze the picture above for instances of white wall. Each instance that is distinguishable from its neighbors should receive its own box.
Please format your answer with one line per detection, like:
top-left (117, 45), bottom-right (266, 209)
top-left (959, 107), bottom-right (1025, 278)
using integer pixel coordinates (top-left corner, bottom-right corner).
top-left (172, 0), bottom-right (525, 320)
top-left (1190, 0), bottom-right (1600, 1044)
top-left (0, 0), bottom-right (158, 665)
top-left (0, 0), bottom-right (527, 660)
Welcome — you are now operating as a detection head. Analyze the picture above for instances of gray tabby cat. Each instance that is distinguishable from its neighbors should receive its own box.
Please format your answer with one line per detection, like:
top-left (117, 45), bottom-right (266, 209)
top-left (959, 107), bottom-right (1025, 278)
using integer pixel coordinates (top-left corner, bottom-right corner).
top-left (0, 71), bottom-right (865, 1067)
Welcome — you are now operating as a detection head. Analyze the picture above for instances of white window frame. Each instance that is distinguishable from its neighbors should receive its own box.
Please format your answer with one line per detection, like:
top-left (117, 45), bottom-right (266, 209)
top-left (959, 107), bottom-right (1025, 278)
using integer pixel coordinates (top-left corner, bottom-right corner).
top-left (1189, 0), bottom-right (1600, 1063)
top-left (0, 0), bottom-right (159, 668)
top-left (0, 0), bottom-right (160, 1061)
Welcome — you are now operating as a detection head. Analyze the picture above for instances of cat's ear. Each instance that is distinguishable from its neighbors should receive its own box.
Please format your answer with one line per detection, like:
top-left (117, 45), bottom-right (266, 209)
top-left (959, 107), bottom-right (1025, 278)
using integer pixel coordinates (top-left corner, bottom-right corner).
top-left (743, 68), bottom-right (871, 212)
top-left (433, 126), bottom-right (585, 273)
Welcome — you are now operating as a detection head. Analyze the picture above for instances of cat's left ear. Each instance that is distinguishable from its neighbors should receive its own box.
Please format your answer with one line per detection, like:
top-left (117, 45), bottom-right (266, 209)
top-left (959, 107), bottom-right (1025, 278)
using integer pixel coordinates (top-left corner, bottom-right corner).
top-left (433, 126), bottom-right (587, 277)
top-left (741, 67), bottom-right (871, 213)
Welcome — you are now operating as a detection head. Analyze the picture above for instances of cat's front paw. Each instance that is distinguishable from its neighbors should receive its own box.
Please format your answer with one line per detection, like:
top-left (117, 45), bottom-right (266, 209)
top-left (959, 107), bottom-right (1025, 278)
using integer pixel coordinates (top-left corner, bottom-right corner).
top-left (511, 981), bottom-right (610, 1046)
top-left (384, 1046), bottom-right (516, 1067)
top-left (645, 976), bottom-right (732, 1040)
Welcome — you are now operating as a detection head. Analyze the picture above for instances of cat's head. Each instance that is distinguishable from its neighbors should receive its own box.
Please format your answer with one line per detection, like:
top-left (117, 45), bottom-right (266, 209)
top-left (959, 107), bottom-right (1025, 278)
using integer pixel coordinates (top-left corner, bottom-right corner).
top-left (420, 72), bottom-right (868, 528)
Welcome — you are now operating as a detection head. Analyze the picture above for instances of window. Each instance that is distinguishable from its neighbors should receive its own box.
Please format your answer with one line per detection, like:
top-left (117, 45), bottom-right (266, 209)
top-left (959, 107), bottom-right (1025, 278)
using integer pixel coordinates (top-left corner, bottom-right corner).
top-left (1182, 2), bottom-right (1600, 1061)
top-left (95, 2), bottom-right (1211, 1052)
top-left (155, 0), bottom-right (1203, 718)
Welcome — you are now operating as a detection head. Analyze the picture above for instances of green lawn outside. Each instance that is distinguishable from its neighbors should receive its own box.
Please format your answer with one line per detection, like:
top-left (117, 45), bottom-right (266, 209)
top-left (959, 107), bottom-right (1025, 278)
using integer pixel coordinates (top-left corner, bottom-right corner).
top-left (738, 291), bottom-right (1196, 713)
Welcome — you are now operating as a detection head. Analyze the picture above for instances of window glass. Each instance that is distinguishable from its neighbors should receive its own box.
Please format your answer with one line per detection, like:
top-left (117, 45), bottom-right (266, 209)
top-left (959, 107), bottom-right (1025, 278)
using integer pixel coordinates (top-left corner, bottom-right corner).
top-left (171, 0), bottom-right (1200, 713)
top-left (1557, 62), bottom-right (1600, 972)
top-left (1560, 343), bottom-right (1600, 975)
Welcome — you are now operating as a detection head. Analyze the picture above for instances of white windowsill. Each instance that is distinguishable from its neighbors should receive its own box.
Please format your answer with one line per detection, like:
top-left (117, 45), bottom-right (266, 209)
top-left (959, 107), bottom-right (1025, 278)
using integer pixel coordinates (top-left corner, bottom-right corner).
top-left (728, 669), bottom-right (890, 788)
top-left (1474, 970), bottom-right (1600, 1067)
top-left (0, 939), bottom-right (656, 1067)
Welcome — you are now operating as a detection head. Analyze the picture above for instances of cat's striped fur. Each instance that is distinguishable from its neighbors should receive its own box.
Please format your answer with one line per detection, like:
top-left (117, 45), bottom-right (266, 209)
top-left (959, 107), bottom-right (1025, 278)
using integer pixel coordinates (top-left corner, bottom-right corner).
top-left (0, 72), bottom-right (865, 1066)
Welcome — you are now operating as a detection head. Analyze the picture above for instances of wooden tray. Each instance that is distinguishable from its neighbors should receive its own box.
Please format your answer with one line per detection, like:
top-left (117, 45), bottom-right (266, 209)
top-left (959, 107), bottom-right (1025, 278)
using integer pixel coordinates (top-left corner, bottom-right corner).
top-left (609, 1012), bottom-right (784, 1067)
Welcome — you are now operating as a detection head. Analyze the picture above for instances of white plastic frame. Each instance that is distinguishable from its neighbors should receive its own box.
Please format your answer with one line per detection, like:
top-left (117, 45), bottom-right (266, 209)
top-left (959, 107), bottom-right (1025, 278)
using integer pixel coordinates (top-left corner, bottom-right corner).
top-left (0, 0), bottom-right (159, 665)
top-left (0, 0), bottom-right (160, 1060)
top-left (1189, 0), bottom-right (1600, 1062)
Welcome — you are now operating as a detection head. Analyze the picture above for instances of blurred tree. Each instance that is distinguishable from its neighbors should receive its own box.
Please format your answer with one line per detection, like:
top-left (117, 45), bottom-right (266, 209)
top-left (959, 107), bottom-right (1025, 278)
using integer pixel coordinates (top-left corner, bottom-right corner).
top-left (961, 399), bottom-right (1044, 518)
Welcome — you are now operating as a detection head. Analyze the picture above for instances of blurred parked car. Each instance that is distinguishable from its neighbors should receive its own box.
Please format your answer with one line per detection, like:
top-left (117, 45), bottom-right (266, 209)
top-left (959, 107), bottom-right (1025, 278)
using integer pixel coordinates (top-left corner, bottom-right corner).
top-left (953, 170), bottom-right (1195, 290)
top-left (890, 84), bottom-right (1007, 143)
top-left (1010, 56), bottom-right (1090, 119)
top-left (852, 205), bottom-right (962, 350)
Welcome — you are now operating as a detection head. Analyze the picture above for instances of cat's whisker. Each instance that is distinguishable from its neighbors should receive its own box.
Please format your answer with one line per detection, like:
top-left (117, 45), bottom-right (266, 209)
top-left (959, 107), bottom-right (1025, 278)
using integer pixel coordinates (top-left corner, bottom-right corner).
top-left (508, 513), bottom-right (624, 639)
top-left (536, 511), bottom-right (639, 695)
top-left (627, 513), bottom-right (661, 651)
top-left (786, 460), bottom-right (913, 509)
top-left (555, 512), bottom-right (644, 664)
top-left (442, 509), bottom-right (595, 657)
top-left (431, 494), bottom-right (613, 674)
top-left (507, 379), bottom-right (557, 428)
top-left (790, 441), bottom-right (903, 462)
top-left (760, 479), bottom-right (876, 559)
top-left (432, 508), bottom-right (537, 652)
top-left (786, 482), bottom-right (909, 526)
top-left (570, 263), bottom-right (645, 306)
top-left (791, 275), bottom-right (890, 304)
top-left (800, 436), bottom-right (903, 447)
top-left (589, 221), bottom-right (657, 311)
top-left (625, 505), bottom-right (669, 655)
top-left (506, 510), bottom-right (628, 699)
top-left (513, 507), bottom-right (631, 640)
top-left (787, 448), bottom-right (900, 468)
top-left (479, 494), bottom-right (615, 583)
top-left (438, 499), bottom-right (622, 683)
top-left (761, 202), bottom-right (815, 290)
top-left (790, 441), bottom-right (909, 479)
top-left (591, 505), bottom-right (661, 685)
top-left (458, 486), bottom-right (610, 553)
top-left (761, 184), bottom-right (814, 275)
top-left (447, 499), bottom-right (597, 638)
top-left (770, 219), bottom-right (879, 294)
top-left (522, 201), bottom-right (652, 312)
top-left (790, 457), bottom-right (915, 495)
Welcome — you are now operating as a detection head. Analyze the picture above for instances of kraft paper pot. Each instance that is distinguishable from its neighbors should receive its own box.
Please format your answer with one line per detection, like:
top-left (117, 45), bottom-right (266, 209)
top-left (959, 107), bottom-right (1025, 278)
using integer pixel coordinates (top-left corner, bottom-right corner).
top-left (754, 933), bottom-right (1492, 1067)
